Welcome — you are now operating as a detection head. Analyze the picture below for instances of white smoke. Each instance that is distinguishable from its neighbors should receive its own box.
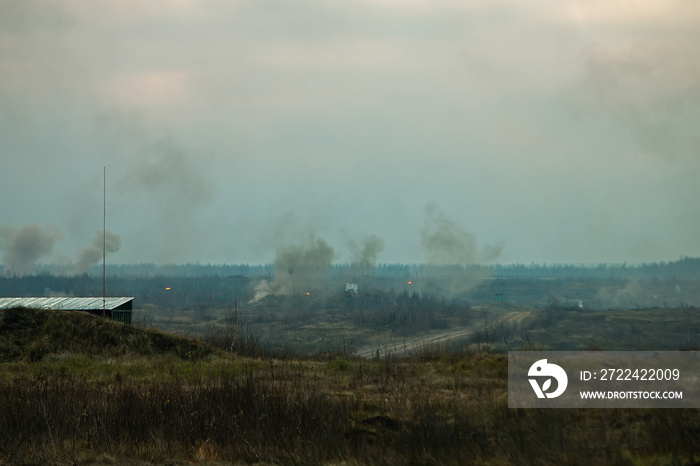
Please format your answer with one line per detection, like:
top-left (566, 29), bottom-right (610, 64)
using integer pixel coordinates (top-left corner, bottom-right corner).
top-left (248, 279), bottom-right (272, 303)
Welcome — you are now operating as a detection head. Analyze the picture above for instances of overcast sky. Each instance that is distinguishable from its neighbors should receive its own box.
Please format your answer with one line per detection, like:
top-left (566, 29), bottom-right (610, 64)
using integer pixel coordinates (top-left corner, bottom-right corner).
top-left (1, 0), bottom-right (699, 270)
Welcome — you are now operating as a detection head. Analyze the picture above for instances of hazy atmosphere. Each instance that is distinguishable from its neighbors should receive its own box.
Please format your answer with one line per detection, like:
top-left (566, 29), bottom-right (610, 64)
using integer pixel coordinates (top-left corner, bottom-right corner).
top-left (2, 0), bottom-right (699, 271)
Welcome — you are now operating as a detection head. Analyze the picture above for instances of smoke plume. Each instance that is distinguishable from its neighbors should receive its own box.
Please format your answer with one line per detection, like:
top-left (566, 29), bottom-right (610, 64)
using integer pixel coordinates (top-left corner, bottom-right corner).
top-left (249, 279), bottom-right (272, 303)
top-left (348, 234), bottom-right (385, 267)
top-left (416, 203), bottom-right (503, 297)
top-left (419, 202), bottom-right (503, 265)
top-left (420, 203), bottom-right (477, 265)
top-left (118, 135), bottom-right (213, 261)
top-left (123, 136), bottom-right (211, 206)
top-left (0, 223), bottom-right (62, 276)
top-left (74, 230), bottom-right (121, 274)
top-left (594, 279), bottom-right (646, 309)
top-left (575, 44), bottom-right (700, 165)
top-left (480, 241), bottom-right (506, 263)
top-left (272, 234), bottom-right (336, 294)
top-left (274, 235), bottom-right (335, 269)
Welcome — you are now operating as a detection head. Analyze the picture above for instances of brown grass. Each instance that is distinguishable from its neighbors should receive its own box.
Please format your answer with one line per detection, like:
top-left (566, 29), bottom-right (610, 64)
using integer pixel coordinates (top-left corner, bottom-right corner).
top-left (1, 308), bottom-right (700, 464)
top-left (1, 352), bottom-right (700, 465)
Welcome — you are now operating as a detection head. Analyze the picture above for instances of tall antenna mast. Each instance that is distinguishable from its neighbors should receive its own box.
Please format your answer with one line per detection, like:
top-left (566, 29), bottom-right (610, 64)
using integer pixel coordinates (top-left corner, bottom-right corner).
top-left (103, 166), bottom-right (106, 317)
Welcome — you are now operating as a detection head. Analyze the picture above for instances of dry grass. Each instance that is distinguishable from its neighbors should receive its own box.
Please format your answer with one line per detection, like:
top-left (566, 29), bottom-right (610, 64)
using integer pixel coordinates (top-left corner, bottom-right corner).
top-left (1, 352), bottom-right (700, 465)
top-left (0, 307), bottom-right (211, 362)
top-left (1, 308), bottom-right (700, 464)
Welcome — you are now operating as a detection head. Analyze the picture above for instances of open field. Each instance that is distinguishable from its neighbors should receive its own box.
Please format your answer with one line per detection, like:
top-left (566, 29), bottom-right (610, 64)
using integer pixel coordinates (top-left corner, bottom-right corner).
top-left (137, 297), bottom-right (700, 358)
top-left (517, 307), bottom-right (700, 352)
top-left (2, 307), bottom-right (700, 464)
top-left (2, 266), bottom-right (700, 464)
top-left (356, 305), bottom-right (700, 359)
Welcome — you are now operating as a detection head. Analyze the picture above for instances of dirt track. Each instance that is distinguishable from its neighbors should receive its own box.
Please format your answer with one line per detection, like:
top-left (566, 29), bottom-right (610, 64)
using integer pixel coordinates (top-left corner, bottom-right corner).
top-left (354, 325), bottom-right (480, 359)
top-left (354, 308), bottom-right (532, 358)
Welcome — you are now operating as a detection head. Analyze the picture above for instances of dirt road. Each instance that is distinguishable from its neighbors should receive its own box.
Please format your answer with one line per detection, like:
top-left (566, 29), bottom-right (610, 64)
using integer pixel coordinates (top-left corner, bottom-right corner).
top-left (354, 309), bottom-right (532, 359)
top-left (354, 326), bottom-right (479, 359)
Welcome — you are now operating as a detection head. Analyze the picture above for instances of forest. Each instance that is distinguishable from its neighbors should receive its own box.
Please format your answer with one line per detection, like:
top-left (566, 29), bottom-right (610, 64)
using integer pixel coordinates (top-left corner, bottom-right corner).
top-left (1, 258), bottom-right (699, 315)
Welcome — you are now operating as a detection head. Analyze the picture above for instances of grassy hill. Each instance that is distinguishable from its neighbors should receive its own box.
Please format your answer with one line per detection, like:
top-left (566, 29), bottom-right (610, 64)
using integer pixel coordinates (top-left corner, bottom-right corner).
top-left (0, 307), bottom-right (211, 362)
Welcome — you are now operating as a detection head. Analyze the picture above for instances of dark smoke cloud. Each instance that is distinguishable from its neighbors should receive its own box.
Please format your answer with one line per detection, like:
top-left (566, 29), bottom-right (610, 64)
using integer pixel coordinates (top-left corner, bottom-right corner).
top-left (117, 134), bottom-right (213, 261)
top-left (0, 224), bottom-right (122, 276)
top-left (417, 204), bottom-right (484, 297)
top-left (348, 234), bottom-right (385, 267)
top-left (575, 44), bottom-right (700, 165)
top-left (274, 235), bottom-right (335, 270)
top-left (420, 203), bottom-right (477, 265)
top-left (123, 136), bottom-right (211, 206)
top-left (0, 223), bottom-right (62, 276)
top-left (74, 230), bottom-right (121, 274)
top-left (480, 241), bottom-right (506, 263)
top-left (271, 234), bottom-right (336, 295)
top-left (420, 202), bottom-right (503, 265)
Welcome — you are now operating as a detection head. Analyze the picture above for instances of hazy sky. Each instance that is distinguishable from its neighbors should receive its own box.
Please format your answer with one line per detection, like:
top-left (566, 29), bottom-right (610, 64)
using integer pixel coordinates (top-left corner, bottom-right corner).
top-left (1, 0), bottom-right (699, 269)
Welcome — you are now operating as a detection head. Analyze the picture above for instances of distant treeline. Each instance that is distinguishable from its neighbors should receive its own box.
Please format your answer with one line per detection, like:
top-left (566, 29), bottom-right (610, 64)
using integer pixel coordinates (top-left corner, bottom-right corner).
top-left (18, 256), bottom-right (700, 280)
top-left (491, 257), bottom-right (700, 280)
top-left (2, 257), bottom-right (699, 311)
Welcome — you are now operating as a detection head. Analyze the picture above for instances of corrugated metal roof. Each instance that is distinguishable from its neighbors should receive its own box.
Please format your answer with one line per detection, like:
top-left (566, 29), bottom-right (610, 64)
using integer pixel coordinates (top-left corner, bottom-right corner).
top-left (0, 297), bottom-right (133, 311)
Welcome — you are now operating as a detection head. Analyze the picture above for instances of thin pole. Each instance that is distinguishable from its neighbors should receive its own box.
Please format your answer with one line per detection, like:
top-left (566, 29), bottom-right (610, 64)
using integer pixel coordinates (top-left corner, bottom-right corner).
top-left (103, 166), bottom-right (106, 317)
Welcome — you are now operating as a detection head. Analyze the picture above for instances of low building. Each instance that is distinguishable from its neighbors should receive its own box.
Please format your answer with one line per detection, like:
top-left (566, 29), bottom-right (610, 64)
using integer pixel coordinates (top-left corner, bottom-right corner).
top-left (0, 297), bottom-right (133, 325)
top-left (346, 283), bottom-right (359, 293)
